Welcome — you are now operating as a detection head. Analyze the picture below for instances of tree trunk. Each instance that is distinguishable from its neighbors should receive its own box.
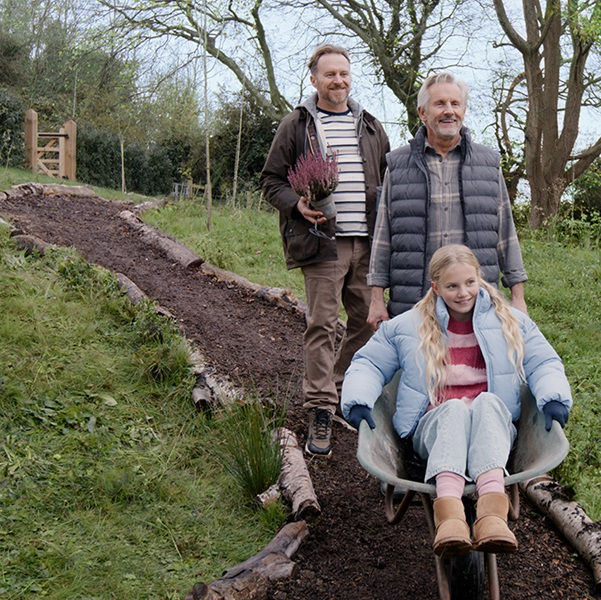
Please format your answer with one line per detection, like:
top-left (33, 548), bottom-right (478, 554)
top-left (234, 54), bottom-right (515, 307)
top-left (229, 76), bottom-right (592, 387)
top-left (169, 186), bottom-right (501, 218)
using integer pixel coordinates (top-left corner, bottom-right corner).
top-left (232, 95), bottom-right (243, 206)
top-left (119, 134), bottom-right (126, 194)
top-left (186, 521), bottom-right (309, 600)
top-left (493, 0), bottom-right (601, 228)
top-left (527, 173), bottom-right (565, 228)
top-left (503, 169), bottom-right (522, 205)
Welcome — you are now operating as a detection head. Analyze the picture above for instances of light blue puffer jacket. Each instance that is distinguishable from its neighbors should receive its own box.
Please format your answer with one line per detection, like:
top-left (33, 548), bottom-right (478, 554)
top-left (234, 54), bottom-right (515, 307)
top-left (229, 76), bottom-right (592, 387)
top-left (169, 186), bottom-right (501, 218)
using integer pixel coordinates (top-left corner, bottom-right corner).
top-left (341, 287), bottom-right (572, 438)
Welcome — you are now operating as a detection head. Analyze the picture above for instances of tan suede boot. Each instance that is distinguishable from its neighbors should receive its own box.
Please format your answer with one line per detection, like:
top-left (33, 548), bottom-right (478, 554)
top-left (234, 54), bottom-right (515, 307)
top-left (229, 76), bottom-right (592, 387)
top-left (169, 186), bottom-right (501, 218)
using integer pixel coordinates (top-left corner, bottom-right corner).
top-left (432, 497), bottom-right (472, 557)
top-left (473, 492), bottom-right (518, 553)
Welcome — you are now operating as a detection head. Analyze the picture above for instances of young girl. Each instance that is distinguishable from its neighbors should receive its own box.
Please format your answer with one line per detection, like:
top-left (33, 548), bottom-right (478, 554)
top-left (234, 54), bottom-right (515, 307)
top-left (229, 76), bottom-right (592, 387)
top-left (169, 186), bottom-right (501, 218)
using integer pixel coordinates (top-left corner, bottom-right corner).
top-left (341, 244), bottom-right (571, 557)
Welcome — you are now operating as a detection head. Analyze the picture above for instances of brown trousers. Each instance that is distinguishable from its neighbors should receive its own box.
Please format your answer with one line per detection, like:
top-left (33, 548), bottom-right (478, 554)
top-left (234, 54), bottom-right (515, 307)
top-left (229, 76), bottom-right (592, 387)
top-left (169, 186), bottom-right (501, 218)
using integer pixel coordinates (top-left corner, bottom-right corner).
top-left (301, 237), bottom-right (373, 413)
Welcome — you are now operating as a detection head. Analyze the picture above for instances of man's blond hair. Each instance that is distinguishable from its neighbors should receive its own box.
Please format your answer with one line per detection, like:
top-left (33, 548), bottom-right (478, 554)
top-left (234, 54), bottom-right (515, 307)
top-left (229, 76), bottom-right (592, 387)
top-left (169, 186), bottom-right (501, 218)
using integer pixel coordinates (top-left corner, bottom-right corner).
top-left (308, 44), bottom-right (350, 75)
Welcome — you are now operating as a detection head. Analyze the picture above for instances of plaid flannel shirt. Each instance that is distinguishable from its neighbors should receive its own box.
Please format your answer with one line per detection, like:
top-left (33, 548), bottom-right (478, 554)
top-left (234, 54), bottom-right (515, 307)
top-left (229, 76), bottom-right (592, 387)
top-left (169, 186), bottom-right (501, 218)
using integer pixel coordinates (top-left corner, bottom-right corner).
top-left (368, 138), bottom-right (527, 290)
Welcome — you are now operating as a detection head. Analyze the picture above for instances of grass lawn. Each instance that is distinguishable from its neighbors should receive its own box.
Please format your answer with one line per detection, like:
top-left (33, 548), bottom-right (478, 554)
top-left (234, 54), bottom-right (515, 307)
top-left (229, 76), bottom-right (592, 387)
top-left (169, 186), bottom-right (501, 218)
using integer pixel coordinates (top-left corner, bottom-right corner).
top-left (518, 237), bottom-right (601, 518)
top-left (0, 226), bottom-right (285, 599)
top-left (0, 166), bottom-right (154, 205)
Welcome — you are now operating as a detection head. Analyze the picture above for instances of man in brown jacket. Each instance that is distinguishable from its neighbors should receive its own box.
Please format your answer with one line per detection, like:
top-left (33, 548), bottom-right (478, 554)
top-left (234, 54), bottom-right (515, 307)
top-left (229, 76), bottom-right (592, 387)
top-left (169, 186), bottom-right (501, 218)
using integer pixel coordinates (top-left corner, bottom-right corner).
top-left (260, 44), bottom-right (389, 457)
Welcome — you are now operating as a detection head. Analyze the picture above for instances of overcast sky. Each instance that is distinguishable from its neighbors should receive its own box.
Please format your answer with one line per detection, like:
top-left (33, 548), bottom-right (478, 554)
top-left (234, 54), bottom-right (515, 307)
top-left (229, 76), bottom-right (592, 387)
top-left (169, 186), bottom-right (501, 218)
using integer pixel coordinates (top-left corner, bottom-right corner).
top-left (174, 0), bottom-right (601, 170)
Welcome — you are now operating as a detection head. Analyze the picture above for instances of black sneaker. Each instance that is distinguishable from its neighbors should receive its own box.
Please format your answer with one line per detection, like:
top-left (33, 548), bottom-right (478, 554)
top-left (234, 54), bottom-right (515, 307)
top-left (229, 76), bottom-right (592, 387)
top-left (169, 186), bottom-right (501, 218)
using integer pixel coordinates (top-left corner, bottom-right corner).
top-left (305, 408), bottom-right (333, 457)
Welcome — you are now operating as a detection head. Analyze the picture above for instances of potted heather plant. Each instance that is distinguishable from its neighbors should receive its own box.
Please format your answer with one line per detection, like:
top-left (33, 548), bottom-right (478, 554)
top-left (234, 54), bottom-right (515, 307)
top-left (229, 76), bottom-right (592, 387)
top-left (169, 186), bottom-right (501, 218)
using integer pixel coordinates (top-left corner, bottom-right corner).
top-left (288, 151), bottom-right (339, 219)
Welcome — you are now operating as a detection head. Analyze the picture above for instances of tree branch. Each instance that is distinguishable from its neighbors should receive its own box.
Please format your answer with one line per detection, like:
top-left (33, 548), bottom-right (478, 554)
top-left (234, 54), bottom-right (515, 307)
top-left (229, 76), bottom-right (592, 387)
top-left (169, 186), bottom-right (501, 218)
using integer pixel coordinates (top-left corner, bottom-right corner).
top-left (566, 134), bottom-right (601, 182)
top-left (493, 0), bottom-right (529, 53)
top-left (251, 0), bottom-right (292, 115)
top-left (97, 0), bottom-right (291, 121)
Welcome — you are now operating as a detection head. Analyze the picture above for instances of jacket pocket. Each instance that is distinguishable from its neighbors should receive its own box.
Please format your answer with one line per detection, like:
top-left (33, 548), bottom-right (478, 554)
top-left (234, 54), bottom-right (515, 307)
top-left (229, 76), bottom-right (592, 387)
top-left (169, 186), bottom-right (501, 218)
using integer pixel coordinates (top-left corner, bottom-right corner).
top-left (285, 218), bottom-right (319, 262)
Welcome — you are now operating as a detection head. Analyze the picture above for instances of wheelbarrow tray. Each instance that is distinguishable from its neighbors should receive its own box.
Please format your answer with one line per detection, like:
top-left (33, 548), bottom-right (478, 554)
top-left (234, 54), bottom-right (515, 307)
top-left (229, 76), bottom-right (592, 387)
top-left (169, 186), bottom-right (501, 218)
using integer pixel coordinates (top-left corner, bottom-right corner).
top-left (356, 376), bottom-right (569, 495)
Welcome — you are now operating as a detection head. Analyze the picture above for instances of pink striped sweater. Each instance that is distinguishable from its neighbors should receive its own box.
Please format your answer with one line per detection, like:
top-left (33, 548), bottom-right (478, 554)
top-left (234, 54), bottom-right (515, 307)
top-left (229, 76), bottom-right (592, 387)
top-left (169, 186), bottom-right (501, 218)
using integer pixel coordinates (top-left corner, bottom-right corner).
top-left (437, 316), bottom-right (488, 406)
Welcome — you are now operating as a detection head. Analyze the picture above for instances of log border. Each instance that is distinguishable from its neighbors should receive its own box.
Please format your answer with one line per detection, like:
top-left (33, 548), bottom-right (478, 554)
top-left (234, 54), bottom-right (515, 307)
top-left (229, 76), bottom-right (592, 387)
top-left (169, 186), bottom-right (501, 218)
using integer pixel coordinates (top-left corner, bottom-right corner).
top-left (521, 476), bottom-right (601, 592)
top-left (0, 184), bottom-right (316, 598)
top-left (2, 183), bottom-right (599, 596)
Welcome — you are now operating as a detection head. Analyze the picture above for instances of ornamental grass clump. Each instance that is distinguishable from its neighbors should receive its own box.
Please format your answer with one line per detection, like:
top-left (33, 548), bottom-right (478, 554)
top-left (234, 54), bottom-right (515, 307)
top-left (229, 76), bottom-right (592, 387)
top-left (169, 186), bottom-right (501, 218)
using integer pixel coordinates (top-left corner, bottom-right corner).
top-left (288, 151), bottom-right (338, 218)
top-left (215, 399), bottom-right (285, 502)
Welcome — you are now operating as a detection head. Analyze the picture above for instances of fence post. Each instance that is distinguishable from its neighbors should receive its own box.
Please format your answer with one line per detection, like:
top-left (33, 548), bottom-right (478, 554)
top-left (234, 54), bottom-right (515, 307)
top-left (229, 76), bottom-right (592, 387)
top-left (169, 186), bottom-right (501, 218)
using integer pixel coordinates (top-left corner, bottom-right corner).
top-left (24, 109), bottom-right (38, 172)
top-left (63, 119), bottom-right (76, 180)
top-left (59, 127), bottom-right (66, 178)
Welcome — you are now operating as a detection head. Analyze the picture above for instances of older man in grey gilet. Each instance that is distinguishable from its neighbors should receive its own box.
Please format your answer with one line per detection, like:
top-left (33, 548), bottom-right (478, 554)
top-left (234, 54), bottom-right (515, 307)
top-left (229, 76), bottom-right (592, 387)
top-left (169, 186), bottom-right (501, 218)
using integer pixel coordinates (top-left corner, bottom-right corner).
top-left (367, 72), bottom-right (527, 329)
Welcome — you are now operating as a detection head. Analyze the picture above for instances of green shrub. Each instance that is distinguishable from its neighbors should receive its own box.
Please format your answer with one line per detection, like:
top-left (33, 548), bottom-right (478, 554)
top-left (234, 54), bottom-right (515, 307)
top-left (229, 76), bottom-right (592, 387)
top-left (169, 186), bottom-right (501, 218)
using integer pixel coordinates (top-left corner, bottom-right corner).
top-left (0, 87), bottom-right (25, 168)
top-left (571, 157), bottom-right (601, 216)
top-left (0, 32), bottom-right (29, 89)
top-left (77, 124), bottom-right (121, 189)
top-left (124, 142), bottom-right (150, 193)
top-left (514, 202), bottom-right (601, 249)
top-left (77, 124), bottom-right (179, 195)
top-left (145, 142), bottom-right (176, 195)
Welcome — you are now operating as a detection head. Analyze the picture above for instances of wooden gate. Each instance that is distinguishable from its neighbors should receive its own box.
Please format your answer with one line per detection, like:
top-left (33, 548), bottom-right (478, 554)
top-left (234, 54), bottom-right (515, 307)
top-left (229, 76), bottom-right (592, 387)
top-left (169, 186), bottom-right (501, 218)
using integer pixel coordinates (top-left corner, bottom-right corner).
top-left (24, 109), bottom-right (76, 180)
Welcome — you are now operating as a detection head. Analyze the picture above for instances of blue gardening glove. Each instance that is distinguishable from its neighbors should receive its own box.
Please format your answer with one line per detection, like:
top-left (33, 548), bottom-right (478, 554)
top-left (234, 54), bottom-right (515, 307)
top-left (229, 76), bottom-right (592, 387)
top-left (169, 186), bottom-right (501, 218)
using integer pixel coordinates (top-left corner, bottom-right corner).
top-left (543, 401), bottom-right (569, 431)
top-left (347, 405), bottom-right (375, 430)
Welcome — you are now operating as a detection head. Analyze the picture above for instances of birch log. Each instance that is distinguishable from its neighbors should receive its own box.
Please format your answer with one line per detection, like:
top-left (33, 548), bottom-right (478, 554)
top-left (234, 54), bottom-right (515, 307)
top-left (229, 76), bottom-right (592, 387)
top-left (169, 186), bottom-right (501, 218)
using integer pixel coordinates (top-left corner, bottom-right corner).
top-left (273, 427), bottom-right (321, 519)
top-left (118, 210), bottom-right (203, 269)
top-left (199, 261), bottom-right (304, 316)
top-left (12, 234), bottom-right (53, 256)
top-left (521, 476), bottom-right (601, 591)
top-left (1, 183), bottom-right (97, 200)
top-left (31, 184), bottom-right (97, 197)
top-left (256, 483), bottom-right (281, 508)
top-left (186, 520), bottom-right (308, 600)
top-left (115, 272), bottom-right (147, 305)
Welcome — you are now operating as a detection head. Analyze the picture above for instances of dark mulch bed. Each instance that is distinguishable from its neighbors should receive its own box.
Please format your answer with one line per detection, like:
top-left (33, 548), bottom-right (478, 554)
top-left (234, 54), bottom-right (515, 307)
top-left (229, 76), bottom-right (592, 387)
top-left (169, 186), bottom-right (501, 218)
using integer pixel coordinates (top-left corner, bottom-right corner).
top-left (0, 190), bottom-right (596, 599)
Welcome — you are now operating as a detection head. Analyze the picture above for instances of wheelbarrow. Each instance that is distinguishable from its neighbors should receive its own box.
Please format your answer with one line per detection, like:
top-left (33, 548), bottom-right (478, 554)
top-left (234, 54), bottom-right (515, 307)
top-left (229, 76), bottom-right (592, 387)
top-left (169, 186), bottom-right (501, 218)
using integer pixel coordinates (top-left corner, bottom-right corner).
top-left (356, 375), bottom-right (570, 600)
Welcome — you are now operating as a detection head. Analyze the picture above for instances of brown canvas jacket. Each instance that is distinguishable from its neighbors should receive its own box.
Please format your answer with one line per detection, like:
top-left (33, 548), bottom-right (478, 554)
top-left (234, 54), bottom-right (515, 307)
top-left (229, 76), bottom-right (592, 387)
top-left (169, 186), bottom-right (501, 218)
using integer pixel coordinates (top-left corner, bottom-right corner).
top-left (260, 94), bottom-right (390, 269)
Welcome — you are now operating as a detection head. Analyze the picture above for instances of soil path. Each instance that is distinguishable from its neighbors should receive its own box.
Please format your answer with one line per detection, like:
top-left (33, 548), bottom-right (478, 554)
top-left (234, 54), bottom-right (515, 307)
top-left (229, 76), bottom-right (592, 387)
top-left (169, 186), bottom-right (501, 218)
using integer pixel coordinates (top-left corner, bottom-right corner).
top-left (0, 190), bottom-right (595, 599)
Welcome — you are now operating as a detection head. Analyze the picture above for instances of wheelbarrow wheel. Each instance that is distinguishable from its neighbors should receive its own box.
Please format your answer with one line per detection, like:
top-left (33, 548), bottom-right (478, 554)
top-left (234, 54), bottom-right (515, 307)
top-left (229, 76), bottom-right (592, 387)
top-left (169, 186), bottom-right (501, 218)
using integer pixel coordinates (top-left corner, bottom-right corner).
top-left (445, 551), bottom-right (485, 599)
top-left (444, 499), bottom-right (485, 599)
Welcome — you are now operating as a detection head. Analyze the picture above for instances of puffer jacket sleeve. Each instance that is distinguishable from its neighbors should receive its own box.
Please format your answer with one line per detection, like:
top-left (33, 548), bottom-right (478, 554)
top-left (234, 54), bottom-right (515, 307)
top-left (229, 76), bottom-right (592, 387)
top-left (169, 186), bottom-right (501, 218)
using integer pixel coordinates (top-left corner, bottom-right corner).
top-left (520, 315), bottom-right (573, 412)
top-left (341, 319), bottom-right (403, 419)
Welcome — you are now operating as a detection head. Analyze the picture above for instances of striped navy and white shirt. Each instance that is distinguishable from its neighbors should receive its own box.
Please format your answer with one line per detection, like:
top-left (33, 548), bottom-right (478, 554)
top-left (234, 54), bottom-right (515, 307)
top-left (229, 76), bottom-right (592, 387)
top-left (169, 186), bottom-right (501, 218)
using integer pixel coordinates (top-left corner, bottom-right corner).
top-left (317, 108), bottom-right (367, 237)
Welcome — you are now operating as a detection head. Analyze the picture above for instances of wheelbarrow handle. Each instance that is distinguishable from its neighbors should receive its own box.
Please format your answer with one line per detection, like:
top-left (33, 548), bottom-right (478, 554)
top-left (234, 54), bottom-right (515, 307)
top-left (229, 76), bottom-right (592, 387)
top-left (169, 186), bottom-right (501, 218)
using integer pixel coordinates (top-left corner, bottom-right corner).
top-left (384, 485), bottom-right (416, 524)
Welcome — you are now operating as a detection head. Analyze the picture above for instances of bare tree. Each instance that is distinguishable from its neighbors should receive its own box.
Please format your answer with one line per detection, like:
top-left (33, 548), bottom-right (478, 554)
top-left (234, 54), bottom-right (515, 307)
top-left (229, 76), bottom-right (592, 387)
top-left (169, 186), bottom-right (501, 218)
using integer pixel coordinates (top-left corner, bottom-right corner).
top-left (202, 0), bottom-right (213, 229)
top-left (97, 0), bottom-right (472, 132)
top-left (493, 0), bottom-right (601, 227)
top-left (491, 70), bottom-right (527, 204)
top-left (308, 0), bottom-right (468, 133)
top-left (96, 0), bottom-right (293, 122)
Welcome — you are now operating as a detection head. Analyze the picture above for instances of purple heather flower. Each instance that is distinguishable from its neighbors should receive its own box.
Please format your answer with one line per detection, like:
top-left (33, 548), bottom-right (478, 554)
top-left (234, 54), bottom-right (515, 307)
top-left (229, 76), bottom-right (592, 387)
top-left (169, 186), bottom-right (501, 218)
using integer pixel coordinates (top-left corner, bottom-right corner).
top-left (288, 151), bottom-right (338, 202)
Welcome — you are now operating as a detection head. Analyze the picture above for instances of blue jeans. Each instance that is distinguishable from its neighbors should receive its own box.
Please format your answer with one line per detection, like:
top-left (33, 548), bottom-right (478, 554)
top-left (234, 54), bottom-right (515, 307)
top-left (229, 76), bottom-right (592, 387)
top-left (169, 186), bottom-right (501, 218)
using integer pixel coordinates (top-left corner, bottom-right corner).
top-left (412, 392), bottom-right (517, 483)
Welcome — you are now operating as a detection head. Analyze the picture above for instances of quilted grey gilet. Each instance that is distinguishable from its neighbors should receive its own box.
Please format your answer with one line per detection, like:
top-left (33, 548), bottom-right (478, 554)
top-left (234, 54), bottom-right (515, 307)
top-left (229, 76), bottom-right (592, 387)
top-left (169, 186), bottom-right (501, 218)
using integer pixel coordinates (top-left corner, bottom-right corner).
top-left (387, 127), bottom-right (500, 315)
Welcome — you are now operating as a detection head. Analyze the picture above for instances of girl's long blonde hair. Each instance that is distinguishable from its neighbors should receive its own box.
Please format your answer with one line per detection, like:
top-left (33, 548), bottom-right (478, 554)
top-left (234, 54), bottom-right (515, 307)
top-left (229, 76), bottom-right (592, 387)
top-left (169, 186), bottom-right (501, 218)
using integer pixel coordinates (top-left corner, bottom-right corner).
top-left (415, 245), bottom-right (525, 404)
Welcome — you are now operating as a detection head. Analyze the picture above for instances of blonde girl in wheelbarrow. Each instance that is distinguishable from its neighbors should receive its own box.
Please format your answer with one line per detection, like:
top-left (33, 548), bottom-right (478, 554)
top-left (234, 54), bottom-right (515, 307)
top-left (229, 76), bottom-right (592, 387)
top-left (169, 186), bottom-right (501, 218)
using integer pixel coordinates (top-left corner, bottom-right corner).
top-left (341, 244), bottom-right (572, 557)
